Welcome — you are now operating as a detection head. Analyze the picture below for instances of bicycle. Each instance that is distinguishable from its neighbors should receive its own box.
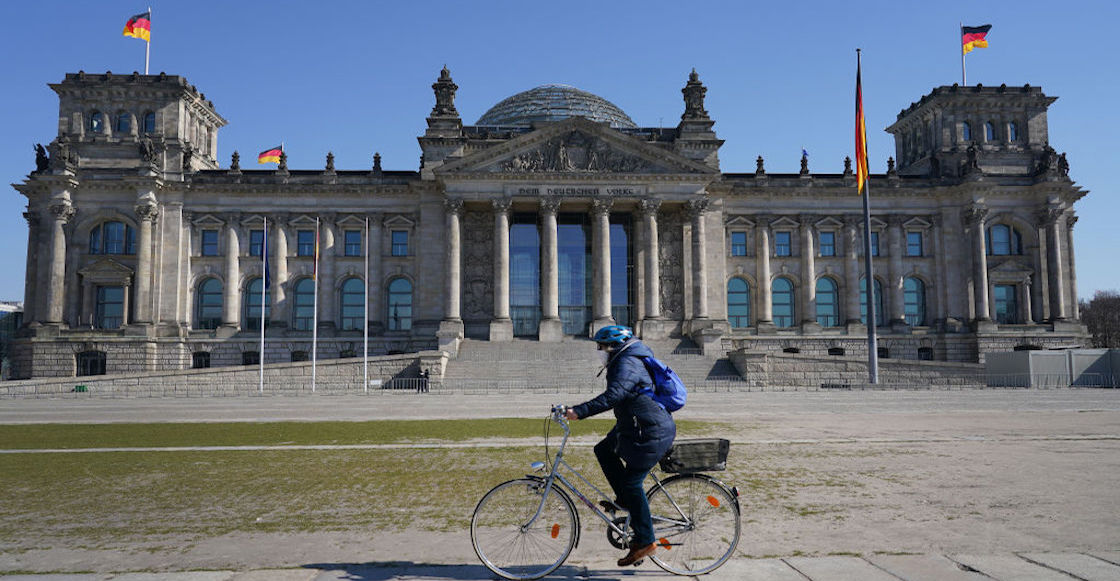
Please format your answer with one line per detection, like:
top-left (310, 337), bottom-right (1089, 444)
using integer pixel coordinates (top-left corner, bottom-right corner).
top-left (470, 404), bottom-right (741, 580)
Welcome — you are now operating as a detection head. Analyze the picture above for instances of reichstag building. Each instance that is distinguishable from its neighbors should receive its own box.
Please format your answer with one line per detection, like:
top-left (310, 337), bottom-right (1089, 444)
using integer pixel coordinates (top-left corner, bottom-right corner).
top-left (10, 67), bottom-right (1086, 378)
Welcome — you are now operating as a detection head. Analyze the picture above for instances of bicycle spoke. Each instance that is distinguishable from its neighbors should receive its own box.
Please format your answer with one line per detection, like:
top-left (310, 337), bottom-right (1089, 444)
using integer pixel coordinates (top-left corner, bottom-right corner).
top-left (646, 475), bottom-right (740, 575)
top-left (471, 478), bottom-right (577, 580)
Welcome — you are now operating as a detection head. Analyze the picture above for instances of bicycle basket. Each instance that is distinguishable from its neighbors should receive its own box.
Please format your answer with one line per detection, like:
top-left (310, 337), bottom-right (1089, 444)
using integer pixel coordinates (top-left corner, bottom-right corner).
top-left (658, 438), bottom-right (730, 473)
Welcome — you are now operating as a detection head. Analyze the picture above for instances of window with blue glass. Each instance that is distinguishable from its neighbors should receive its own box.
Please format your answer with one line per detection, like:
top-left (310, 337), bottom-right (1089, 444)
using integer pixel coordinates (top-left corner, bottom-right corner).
top-left (201, 229), bottom-right (220, 256)
top-left (510, 216), bottom-right (541, 336)
top-left (1008, 121), bottom-right (1019, 142)
top-left (116, 112), bottom-right (130, 133)
top-left (819, 231), bottom-right (836, 257)
top-left (775, 231), bottom-right (792, 257)
top-left (243, 277), bottom-right (271, 331)
top-left (985, 121), bottom-right (995, 142)
top-left (870, 232), bottom-right (880, 256)
top-left (96, 286), bottom-right (125, 329)
top-left (391, 230), bottom-right (409, 256)
top-left (90, 111), bottom-right (103, 133)
top-left (143, 112), bottom-right (155, 134)
top-left (89, 222), bottom-right (136, 255)
top-left (727, 278), bottom-right (750, 328)
top-left (558, 214), bottom-right (591, 335)
top-left (339, 277), bottom-right (365, 331)
top-left (730, 231), bottom-right (747, 256)
top-left (249, 229), bottom-right (264, 257)
top-left (994, 284), bottom-right (1019, 324)
top-left (815, 277), bottom-right (839, 327)
top-left (904, 277), bottom-right (926, 326)
top-left (195, 278), bottom-right (222, 330)
top-left (609, 218), bottom-right (634, 328)
top-left (387, 278), bottom-right (412, 331)
top-left (344, 230), bottom-right (362, 257)
top-left (292, 278), bottom-right (315, 330)
top-left (860, 277), bottom-right (885, 327)
top-left (906, 231), bottom-right (923, 256)
top-left (962, 121), bottom-right (972, 141)
top-left (772, 277), bottom-right (795, 328)
top-left (297, 230), bottom-right (315, 256)
top-left (986, 224), bottom-right (1022, 255)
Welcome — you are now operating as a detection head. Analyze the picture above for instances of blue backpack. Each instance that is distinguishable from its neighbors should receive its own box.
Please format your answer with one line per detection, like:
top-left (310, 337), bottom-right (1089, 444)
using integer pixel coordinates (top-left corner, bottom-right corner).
top-left (638, 356), bottom-right (687, 413)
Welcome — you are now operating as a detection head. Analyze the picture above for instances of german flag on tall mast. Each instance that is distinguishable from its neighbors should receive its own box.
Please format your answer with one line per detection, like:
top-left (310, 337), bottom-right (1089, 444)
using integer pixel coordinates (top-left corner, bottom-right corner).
top-left (962, 24), bottom-right (991, 54)
top-left (854, 51), bottom-right (869, 196)
top-left (122, 11), bottom-right (151, 42)
top-left (258, 145), bottom-right (283, 164)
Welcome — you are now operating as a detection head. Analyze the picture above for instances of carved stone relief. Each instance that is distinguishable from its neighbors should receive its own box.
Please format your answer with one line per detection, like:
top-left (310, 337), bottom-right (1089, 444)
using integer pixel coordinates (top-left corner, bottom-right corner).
top-left (461, 210), bottom-right (494, 321)
top-left (495, 131), bottom-right (657, 173)
top-left (658, 208), bottom-right (685, 320)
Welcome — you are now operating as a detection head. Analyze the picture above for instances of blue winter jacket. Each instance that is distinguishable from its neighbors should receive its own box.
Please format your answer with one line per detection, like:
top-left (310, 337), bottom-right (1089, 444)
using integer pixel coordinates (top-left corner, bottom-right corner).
top-left (572, 339), bottom-right (676, 470)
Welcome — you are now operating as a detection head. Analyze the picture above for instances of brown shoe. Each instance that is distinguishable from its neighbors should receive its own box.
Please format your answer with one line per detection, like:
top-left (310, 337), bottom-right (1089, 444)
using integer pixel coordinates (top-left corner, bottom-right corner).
top-left (617, 542), bottom-right (656, 567)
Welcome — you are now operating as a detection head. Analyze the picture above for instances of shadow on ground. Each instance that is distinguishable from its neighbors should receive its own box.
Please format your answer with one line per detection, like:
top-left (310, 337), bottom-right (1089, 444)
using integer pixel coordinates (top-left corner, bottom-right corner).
top-left (303, 561), bottom-right (651, 580)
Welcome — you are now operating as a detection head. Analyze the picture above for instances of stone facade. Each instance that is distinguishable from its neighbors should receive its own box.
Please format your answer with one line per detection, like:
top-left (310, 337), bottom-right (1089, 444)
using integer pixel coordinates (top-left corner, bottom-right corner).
top-left (10, 70), bottom-right (1087, 378)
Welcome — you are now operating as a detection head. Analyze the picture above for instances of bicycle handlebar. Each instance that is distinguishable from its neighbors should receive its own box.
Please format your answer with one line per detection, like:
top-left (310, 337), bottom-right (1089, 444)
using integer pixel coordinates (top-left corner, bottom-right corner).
top-left (550, 404), bottom-right (571, 437)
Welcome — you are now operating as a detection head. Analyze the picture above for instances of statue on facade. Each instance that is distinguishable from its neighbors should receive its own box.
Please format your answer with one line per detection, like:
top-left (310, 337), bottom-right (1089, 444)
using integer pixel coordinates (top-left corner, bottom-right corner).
top-left (50, 137), bottom-right (77, 171)
top-left (138, 136), bottom-right (158, 167)
top-left (1058, 152), bottom-right (1069, 176)
top-left (230, 151), bottom-right (241, 171)
top-left (182, 143), bottom-right (194, 173)
top-left (34, 144), bottom-right (49, 173)
top-left (681, 69), bottom-right (708, 120)
top-left (431, 65), bottom-right (459, 117)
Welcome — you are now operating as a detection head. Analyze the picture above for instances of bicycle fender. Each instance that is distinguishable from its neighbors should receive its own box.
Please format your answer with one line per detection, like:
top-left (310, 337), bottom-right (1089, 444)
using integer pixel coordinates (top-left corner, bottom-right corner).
top-left (648, 472), bottom-right (741, 513)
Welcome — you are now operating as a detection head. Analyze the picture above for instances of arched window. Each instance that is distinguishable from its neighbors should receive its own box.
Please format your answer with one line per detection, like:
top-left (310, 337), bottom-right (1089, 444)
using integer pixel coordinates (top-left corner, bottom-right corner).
top-left (1008, 121), bottom-right (1019, 142)
top-left (116, 112), bottom-right (131, 133)
top-left (292, 279), bottom-right (315, 331)
top-left (903, 277), bottom-right (927, 326)
top-left (243, 277), bottom-right (271, 331)
top-left (772, 277), bottom-right (795, 328)
top-left (142, 112), bottom-right (156, 134)
top-left (90, 111), bottom-right (103, 133)
top-left (962, 121), bottom-right (972, 141)
top-left (89, 221), bottom-right (136, 255)
top-left (339, 277), bottom-right (365, 331)
top-left (986, 224), bottom-right (1023, 256)
top-left (860, 277), bottom-right (885, 327)
top-left (984, 121), bottom-right (995, 142)
top-left (195, 278), bottom-right (223, 330)
top-left (727, 278), bottom-right (751, 328)
top-left (815, 277), bottom-right (839, 327)
top-left (387, 278), bottom-right (413, 331)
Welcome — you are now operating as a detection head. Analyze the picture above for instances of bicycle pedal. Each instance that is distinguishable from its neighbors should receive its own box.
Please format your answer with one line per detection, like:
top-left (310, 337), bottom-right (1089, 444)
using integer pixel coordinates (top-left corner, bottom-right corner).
top-left (630, 559), bottom-right (644, 567)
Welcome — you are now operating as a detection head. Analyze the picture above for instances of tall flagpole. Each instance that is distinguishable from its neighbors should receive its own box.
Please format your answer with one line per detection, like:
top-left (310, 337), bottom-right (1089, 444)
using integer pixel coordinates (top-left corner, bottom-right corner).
top-left (145, 7), bottom-right (151, 74)
top-left (312, 216), bottom-right (319, 392)
top-left (857, 49), bottom-right (879, 385)
top-left (363, 215), bottom-right (370, 394)
top-left (960, 22), bottom-right (966, 85)
top-left (259, 218), bottom-right (267, 394)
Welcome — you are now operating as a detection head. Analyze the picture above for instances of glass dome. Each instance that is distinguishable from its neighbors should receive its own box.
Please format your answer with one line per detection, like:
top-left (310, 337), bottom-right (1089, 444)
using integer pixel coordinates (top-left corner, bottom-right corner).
top-left (476, 84), bottom-right (637, 129)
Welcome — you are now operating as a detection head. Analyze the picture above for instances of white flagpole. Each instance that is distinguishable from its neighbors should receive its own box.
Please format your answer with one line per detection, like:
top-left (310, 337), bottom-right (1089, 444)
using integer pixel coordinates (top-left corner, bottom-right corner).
top-left (960, 22), bottom-right (967, 86)
top-left (259, 218), bottom-right (267, 394)
top-left (312, 216), bottom-right (319, 392)
top-left (363, 215), bottom-right (370, 394)
top-left (144, 7), bottom-right (151, 75)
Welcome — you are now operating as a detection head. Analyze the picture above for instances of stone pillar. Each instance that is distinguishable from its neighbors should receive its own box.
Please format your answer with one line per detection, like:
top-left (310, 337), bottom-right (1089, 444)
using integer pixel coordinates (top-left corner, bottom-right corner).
top-left (963, 206), bottom-right (991, 324)
top-left (538, 197), bottom-right (563, 341)
top-left (44, 200), bottom-right (75, 325)
top-left (22, 211), bottom-right (40, 324)
top-left (133, 200), bottom-right (159, 324)
top-left (221, 216), bottom-right (241, 328)
top-left (270, 214), bottom-right (289, 327)
top-left (1042, 207), bottom-right (1067, 321)
top-left (843, 215), bottom-right (862, 327)
top-left (640, 199), bottom-right (662, 319)
top-left (368, 214), bottom-right (384, 332)
top-left (756, 216), bottom-right (774, 332)
top-left (799, 214), bottom-right (819, 331)
top-left (489, 198), bottom-right (513, 341)
top-left (444, 199), bottom-right (464, 321)
top-left (930, 215), bottom-right (948, 324)
top-left (591, 198), bottom-right (614, 331)
top-left (688, 198), bottom-right (710, 322)
top-left (1066, 214), bottom-right (1080, 320)
top-left (887, 215), bottom-right (906, 326)
top-left (318, 217), bottom-right (336, 329)
top-left (1022, 276), bottom-right (1034, 324)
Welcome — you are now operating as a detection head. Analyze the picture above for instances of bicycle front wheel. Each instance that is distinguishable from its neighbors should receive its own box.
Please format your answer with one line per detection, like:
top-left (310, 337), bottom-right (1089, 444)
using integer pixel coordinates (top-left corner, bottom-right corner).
top-left (646, 473), bottom-right (740, 575)
top-left (470, 478), bottom-right (578, 580)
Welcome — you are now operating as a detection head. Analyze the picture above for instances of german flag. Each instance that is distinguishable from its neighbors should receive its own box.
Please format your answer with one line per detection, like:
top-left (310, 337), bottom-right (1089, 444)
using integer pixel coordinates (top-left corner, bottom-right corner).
top-left (258, 146), bottom-right (283, 164)
top-left (122, 11), bottom-right (151, 42)
top-left (962, 24), bottom-right (991, 54)
top-left (855, 54), bottom-right (869, 195)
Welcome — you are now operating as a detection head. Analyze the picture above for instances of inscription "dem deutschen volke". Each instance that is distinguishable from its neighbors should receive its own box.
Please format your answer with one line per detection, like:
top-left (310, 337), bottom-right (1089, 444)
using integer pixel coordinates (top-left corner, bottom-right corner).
top-left (516, 187), bottom-right (638, 196)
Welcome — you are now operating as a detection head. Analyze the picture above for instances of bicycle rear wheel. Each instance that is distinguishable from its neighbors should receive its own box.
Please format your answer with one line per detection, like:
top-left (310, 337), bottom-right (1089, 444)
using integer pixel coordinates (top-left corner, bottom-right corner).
top-left (646, 473), bottom-right (740, 575)
top-left (470, 477), bottom-right (578, 580)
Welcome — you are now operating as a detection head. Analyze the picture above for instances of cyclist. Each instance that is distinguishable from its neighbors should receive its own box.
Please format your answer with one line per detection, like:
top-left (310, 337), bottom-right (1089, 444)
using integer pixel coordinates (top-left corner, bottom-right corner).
top-left (564, 325), bottom-right (676, 567)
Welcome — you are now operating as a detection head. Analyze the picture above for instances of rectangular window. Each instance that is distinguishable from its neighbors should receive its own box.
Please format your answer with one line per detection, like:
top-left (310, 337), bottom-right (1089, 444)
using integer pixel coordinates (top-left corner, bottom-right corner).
top-left (297, 230), bottom-right (315, 256)
top-left (391, 230), bottom-right (409, 256)
top-left (870, 232), bottom-right (880, 257)
top-left (96, 286), bottom-right (125, 329)
top-left (774, 231), bottom-right (791, 257)
top-left (344, 230), bottom-right (362, 257)
top-left (201, 230), bottom-right (219, 256)
top-left (819, 232), bottom-right (835, 257)
top-left (191, 352), bottom-right (211, 369)
top-left (906, 231), bottom-right (923, 256)
top-left (249, 229), bottom-right (264, 257)
top-left (994, 284), bottom-right (1020, 324)
top-left (730, 231), bottom-right (747, 256)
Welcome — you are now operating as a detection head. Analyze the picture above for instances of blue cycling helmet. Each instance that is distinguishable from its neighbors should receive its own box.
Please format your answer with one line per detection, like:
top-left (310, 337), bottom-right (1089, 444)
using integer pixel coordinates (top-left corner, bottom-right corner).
top-left (592, 325), bottom-right (633, 346)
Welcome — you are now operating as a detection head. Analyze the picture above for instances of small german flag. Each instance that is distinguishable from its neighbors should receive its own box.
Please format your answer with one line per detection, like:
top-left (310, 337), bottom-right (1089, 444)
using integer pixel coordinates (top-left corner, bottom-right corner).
top-left (258, 146), bottom-right (283, 164)
top-left (962, 24), bottom-right (991, 54)
top-left (123, 11), bottom-right (151, 42)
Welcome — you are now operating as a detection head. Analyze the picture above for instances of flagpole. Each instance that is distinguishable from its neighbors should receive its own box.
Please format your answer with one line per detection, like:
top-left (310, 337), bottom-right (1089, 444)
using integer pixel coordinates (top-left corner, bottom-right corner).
top-left (144, 7), bottom-right (151, 74)
top-left (259, 217), bottom-right (267, 394)
top-left (960, 22), bottom-right (966, 86)
top-left (363, 215), bottom-right (370, 394)
top-left (312, 216), bottom-right (319, 393)
top-left (857, 49), bottom-right (879, 385)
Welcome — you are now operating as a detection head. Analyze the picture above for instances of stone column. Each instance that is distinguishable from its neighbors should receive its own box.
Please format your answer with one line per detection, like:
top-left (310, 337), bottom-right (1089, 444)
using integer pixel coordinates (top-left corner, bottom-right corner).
top-left (444, 199), bottom-right (464, 322)
top-left (688, 198), bottom-right (710, 322)
top-left (1022, 276), bottom-right (1034, 324)
top-left (221, 216), bottom-right (241, 328)
top-left (22, 211), bottom-right (39, 324)
top-left (1065, 214), bottom-right (1080, 320)
top-left (591, 198), bottom-right (614, 331)
top-left (368, 213), bottom-right (384, 332)
top-left (963, 206), bottom-right (990, 324)
top-left (133, 200), bottom-right (159, 324)
top-left (270, 214), bottom-right (289, 327)
top-left (799, 214), bottom-right (818, 330)
top-left (318, 217), bottom-right (336, 329)
top-left (756, 216), bottom-right (774, 331)
top-left (44, 200), bottom-right (75, 325)
top-left (640, 199), bottom-right (662, 319)
top-left (538, 197), bottom-right (563, 341)
top-left (1042, 207), bottom-right (1067, 321)
top-left (489, 198), bottom-right (513, 341)
top-left (843, 215), bottom-right (862, 327)
top-left (930, 215), bottom-right (948, 324)
top-left (887, 215), bottom-right (906, 326)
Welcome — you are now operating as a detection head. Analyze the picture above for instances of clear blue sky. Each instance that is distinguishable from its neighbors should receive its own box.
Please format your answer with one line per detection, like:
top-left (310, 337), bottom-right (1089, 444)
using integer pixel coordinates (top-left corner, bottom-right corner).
top-left (2, 1), bottom-right (1116, 303)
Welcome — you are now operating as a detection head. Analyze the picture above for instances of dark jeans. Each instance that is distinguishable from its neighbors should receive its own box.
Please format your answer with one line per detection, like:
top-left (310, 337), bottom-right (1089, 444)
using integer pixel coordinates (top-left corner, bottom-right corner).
top-left (594, 435), bottom-right (656, 547)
